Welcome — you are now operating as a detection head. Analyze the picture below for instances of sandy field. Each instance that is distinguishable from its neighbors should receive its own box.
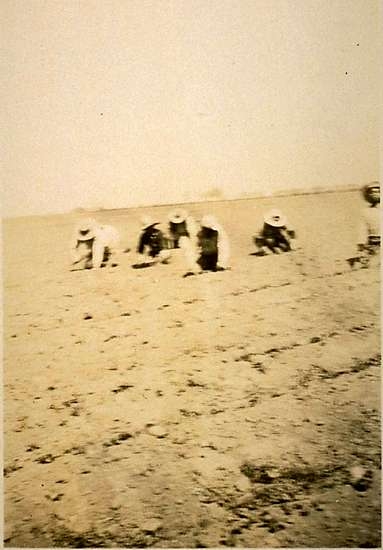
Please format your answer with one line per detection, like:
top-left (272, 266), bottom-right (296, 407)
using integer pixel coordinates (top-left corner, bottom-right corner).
top-left (3, 190), bottom-right (381, 548)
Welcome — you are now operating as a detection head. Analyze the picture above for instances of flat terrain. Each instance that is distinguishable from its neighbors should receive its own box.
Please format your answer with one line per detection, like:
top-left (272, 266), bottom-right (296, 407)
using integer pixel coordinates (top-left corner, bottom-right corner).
top-left (3, 190), bottom-right (381, 547)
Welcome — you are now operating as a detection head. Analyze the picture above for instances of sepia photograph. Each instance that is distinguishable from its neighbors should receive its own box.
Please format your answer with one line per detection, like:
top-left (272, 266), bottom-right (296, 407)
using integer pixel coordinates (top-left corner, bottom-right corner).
top-left (2, 0), bottom-right (381, 547)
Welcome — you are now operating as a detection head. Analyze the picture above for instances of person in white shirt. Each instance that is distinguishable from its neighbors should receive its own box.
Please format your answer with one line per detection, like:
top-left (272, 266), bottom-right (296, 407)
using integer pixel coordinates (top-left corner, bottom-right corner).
top-left (167, 209), bottom-right (200, 275)
top-left (348, 183), bottom-right (380, 268)
top-left (70, 218), bottom-right (120, 269)
top-left (357, 182), bottom-right (380, 252)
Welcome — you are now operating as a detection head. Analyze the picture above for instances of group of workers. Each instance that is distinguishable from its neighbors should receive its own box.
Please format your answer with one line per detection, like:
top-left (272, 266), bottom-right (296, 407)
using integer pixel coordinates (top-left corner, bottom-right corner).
top-left (70, 209), bottom-right (230, 275)
top-left (70, 182), bottom-right (380, 274)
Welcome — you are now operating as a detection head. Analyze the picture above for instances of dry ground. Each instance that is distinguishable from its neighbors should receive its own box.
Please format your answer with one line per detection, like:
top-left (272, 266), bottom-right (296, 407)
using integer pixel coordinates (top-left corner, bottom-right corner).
top-left (3, 190), bottom-right (381, 548)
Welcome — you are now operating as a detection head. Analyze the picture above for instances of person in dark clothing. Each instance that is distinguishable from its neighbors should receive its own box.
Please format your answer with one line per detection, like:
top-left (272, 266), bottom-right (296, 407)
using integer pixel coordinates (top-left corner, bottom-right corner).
top-left (134, 217), bottom-right (171, 267)
top-left (254, 209), bottom-right (296, 254)
top-left (195, 215), bottom-right (230, 273)
top-left (167, 209), bottom-right (197, 249)
top-left (198, 226), bottom-right (219, 271)
top-left (169, 219), bottom-right (189, 248)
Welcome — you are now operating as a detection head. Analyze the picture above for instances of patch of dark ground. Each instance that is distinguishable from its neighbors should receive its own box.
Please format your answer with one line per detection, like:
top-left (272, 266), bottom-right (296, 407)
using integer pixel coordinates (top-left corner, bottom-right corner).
top-left (6, 524), bottom-right (160, 549)
top-left (190, 459), bottom-right (380, 547)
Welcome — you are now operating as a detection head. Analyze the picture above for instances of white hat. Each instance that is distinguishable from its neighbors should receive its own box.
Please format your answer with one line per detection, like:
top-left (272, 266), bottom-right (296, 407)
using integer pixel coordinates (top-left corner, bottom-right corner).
top-left (362, 182), bottom-right (380, 202)
top-left (141, 216), bottom-right (159, 230)
top-left (201, 215), bottom-right (219, 230)
top-left (168, 209), bottom-right (187, 224)
top-left (76, 218), bottom-right (97, 240)
top-left (263, 209), bottom-right (287, 228)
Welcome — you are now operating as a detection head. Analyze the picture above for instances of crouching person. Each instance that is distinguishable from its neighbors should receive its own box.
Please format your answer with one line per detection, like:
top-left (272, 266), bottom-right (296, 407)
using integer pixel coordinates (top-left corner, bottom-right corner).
top-left (196, 215), bottom-right (230, 273)
top-left (134, 216), bottom-right (171, 268)
top-left (348, 182), bottom-right (380, 268)
top-left (167, 209), bottom-right (197, 249)
top-left (167, 209), bottom-right (200, 275)
top-left (357, 183), bottom-right (380, 254)
top-left (70, 218), bottom-right (120, 269)
top-left (254, 209), bottom-right (296, 255)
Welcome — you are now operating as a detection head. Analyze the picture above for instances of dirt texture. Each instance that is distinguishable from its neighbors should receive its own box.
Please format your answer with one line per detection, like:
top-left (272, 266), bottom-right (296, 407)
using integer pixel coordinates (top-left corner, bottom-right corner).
top-left (3, 190), bottom-right (381, 548)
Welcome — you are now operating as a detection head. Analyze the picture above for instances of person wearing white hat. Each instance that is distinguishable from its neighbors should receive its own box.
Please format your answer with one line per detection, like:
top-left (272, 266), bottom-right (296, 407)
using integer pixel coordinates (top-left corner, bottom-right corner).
top-left (194, 214), bottom-right (230, 272)
top-left (70, 218), bottom-right (120, 269)
top-left (348, 182), bottom-right (381, 268)
top-left (167, 209), bottom-right (198, 247)
top-left (167, 209), bottom-right (199, 274)
top-left (134, 216), bottom-right (171, 267)
top-left (254, 209), bottom-right (296, 255)
top-left (357, 183), bottom-right (380, 252)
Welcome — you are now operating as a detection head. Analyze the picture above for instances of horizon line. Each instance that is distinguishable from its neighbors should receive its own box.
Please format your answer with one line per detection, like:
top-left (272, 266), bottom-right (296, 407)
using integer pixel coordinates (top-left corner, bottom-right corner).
top-left (2, 182), bottom-right (369, 221)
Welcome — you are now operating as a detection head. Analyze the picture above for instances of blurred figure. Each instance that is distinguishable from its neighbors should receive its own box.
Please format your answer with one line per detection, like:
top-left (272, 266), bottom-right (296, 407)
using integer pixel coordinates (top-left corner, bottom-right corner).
top-left (70, 218), bottom-right (120, 269)
top-left (349, 182), bottom-right (381, 268)
top-left (195, 215), bottom-right (230, 273)
top-left (357, 182), bottom-right (380, 253)
top-left (167, 209), bottom-right (200, 274)
top-left (167, 209), bottom-right (198, 248)
top-left (254, 209), bottom-right (296, 255)
top-left (134, 216), bottom-right (171, 267)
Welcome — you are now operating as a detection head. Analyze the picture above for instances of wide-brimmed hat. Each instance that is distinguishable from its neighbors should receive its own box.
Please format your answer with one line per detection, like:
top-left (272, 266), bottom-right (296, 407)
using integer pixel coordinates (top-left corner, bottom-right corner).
top-left (201, 215), bottom-right (219, 230)
top-left (76, 218), bottom-right (97, 240)
top-left (362, 182), bottom-right (380, 202)
top-left (141, 216), bottom-right (159, 230)
top-left (168, 209), bottom-right (187, 224)
top-left (365, 181), bottom-right (380, 191)
top-left (263, 209), bottom-right (287, 228)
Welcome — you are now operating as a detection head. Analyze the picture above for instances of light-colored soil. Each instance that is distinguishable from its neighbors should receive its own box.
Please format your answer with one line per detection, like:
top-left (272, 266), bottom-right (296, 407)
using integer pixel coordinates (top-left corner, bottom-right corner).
top-left (3, 190), bottom-right (381, 548)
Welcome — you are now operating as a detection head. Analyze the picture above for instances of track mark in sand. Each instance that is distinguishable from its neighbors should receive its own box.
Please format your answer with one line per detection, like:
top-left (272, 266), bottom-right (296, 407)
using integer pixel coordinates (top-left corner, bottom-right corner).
top-left (4, 462), bottom-right (23, 477)
top-left (242, 266), bottom-right (376, 301)
top-left (249, 281), bottom-right (292, 294)
top-left (348, 324), bottom-right (370, 333)
top-left (104, 335), bottom-right (119, 342)
top-left (26, 444), bottom-right (40, 453)
top-left (35, 453), bottom-right (57, 464)
top-left (62, 397), bottom-right (83, 417)
top-left (210, 407), bottom-right (225, 415)
top-left (180, 408), bottom-right (203, 417)
top-left (236, 353), bottom-right (267, 373)
top-left (46, 523), bottom-right (160, 549)
top-left (111, 384), bottom-right (134, 394)
top-left (230, 326), bottom-right (374, 368)
top-left (203, 461), bottom-right (359, 537)
top-left (316, 354), bottom-right (381, 380)
top-left (103, 432), bottom-right (133, 447)
top-left (45, 492), bottom-right (64, 502)
top-left (63, 445), bottom-right (87, 456)
top-left (187, 379), bottom-right (206, 388)
top-left (246, 393), bottom-right (260, 406)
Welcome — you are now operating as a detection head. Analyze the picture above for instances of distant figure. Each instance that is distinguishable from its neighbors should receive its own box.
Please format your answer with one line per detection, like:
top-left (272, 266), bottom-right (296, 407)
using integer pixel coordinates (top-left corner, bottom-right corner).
top-left (254, 209), bottom-right (296, 255)
top-left (357, 182), bottom-right (380, 253)
top-left (134, 216), bottom-right (170, 267)
top-left (348, 182), bottom-right (381, 268)
top-left (167, 209), bottom-right (198, 248)
top-left (195, 215), bottom-right (230, 273)
top-left (70, 218), bottom-right (120, 269)
top-left (167, 209), bottom-right (200, 274)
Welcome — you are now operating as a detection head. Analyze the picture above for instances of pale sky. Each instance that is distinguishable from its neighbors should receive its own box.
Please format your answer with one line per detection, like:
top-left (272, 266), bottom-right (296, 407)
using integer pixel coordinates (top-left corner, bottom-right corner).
top-left (2, 0), bottom-right (380, 217)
